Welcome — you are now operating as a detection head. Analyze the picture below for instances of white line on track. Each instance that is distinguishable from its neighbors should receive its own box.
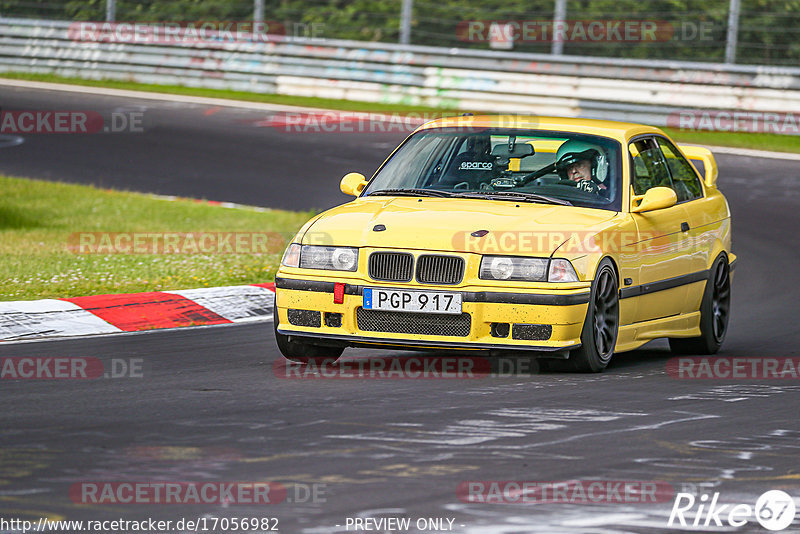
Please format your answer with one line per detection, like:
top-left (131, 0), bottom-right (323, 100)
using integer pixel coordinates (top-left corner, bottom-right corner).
top-left (692, 144), bottom-right (800, 161)
top-left (0, 78), bottom-right (364, 114)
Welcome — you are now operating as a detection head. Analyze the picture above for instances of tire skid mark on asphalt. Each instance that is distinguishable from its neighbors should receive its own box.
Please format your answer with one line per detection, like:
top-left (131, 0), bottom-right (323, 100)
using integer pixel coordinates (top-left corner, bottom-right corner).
top-left (656, 430), bottom-right (800, 459)
top-left (0, 501), bottom-right (65, 527)
top-left (590, 435), bottom-right (787, 484)
top-left (0, 448), bottom-right (64, 524)
top-left (668, 384), bottom-right (800, 402)
top-left (632, 455), bottom-right (773, 481)
top-left (616, 440), bottom-right (798, 495)
top-left (0, 134), bottom-right (24, 148)
top-left (444, 370), bottom-right (661, 396)
top-left (0, 447), bottom-right (58, 487)
top-left (523, 411), bottom-right (720, 450)
top-left (441, 500), bottom-right (756, 533)
top-left (238, 446), bottom-right (375, 464)
top-left (325, 409), bottom-right (652, 446)
top-left (265, 462), bottom-right (482, 491)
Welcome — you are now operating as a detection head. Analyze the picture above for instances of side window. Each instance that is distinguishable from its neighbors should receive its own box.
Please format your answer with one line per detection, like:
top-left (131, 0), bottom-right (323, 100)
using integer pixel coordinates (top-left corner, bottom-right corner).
top-left (628, 138), bottom-right (672, 195)
top-left (657, 138), bottom-right (704, 202)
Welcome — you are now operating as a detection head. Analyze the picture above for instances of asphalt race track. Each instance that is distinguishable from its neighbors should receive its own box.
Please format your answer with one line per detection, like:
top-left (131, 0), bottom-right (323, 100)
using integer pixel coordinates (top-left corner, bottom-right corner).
top-left (2, 85), bottom-right (800, 533)
top-left (0, 84), bottom-right (409, 212)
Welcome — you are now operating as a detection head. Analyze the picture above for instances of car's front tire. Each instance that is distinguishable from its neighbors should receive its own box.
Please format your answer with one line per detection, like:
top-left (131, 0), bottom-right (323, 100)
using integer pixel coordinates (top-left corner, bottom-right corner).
top-left (669, 254), bottom-right (730, 355)
top-left (570, 259), bottom-right (619, 373)
top-left (273, 305), bottom-right (344, 363)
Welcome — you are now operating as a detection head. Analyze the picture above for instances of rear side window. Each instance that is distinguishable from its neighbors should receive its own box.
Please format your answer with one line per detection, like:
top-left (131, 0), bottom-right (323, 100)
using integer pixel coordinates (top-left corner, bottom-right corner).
top-left (657, 138), bottom-right (704, 202)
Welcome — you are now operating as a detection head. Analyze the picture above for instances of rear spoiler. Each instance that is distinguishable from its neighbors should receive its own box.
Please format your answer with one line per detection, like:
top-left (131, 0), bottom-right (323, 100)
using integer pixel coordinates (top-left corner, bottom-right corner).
top-left (678, 145), bottom-right (718, 188)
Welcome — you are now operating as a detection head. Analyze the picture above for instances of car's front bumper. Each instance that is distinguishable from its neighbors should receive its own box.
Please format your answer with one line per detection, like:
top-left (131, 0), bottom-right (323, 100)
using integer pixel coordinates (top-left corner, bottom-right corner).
top-left (274, 275), bottom-right (590, 355)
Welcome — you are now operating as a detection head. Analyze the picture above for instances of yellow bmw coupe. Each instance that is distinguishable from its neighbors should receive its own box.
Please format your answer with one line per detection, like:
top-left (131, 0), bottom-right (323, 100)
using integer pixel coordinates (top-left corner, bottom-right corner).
top-left (274, 116), bottom-right (735, 372)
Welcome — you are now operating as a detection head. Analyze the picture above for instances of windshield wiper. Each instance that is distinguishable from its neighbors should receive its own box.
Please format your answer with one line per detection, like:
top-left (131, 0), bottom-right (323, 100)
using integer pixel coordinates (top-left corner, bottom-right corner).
top-left (449, 190), bottom-right (572, 206)
top-left (368, 188), bottom-right (454, 198)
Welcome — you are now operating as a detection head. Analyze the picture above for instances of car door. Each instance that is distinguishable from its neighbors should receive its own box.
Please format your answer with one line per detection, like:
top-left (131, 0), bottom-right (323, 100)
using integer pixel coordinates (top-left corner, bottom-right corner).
top-left (655, 137), bottom-right (711, 313)
top-left (626, 137), bottom-right (694, 322)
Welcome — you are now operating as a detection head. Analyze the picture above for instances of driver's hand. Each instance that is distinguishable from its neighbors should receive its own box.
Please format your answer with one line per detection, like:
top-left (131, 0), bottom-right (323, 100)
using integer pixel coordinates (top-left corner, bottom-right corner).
top-left (575, 179), bottom-right (599, 193)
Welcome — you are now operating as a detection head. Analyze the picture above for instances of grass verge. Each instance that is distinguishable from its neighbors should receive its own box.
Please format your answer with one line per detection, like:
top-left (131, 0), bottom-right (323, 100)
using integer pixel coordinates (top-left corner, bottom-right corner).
top-left (0, 175), bottom-right (311, 301)
top-left (3, 72), bottom-right (799, 154)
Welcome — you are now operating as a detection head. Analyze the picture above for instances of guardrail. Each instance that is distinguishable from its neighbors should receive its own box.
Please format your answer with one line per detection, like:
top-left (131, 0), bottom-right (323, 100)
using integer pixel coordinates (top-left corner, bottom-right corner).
top-left (1, 17), bottom-right (799, 134)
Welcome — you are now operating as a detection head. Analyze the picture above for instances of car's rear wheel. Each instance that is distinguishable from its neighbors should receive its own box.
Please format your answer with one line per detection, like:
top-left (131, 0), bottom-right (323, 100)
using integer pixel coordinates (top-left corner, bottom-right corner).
top-left (273, 305), bottom-right (344, 363)
top-left (570, 259), bottom-right (619, 373)
top-left (669, 254), bottom-right (730, 355)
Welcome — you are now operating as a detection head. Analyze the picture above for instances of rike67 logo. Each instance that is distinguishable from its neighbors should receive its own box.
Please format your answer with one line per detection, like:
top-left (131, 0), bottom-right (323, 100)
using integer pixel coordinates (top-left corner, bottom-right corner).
top-left (669, 490), bottom-right (796, 531)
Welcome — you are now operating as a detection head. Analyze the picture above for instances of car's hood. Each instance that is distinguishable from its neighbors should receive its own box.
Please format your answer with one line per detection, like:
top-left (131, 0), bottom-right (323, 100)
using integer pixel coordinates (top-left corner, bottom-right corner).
top-left (302, 197), bottom-right (621, 256)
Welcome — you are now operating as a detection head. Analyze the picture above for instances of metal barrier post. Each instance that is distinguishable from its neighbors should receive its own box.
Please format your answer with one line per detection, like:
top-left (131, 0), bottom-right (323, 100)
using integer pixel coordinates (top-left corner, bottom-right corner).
top-left (725, 0), bottom-right (741, 64)
top-left (400, 0), bottom-right (413, 45)
top-left (551, 0), bottom-right (566, 55)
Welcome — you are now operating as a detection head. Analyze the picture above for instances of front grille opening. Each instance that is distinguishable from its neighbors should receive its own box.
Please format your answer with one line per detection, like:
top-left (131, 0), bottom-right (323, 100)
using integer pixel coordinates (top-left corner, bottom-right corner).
top-left (512, 324), bottom-right (552, 341)
top-left (357, 308), bottom-right (471, 337)
top-left (288, 309), bottom-right (321, 328)
top-left (368, 252), bottom-right (414, 282)
top-left (491, 322), bottom-right (510, 338)
top-left (416, 254), bottom-right (465, 285)
top-left (324, 312), bottom-right (342, 328)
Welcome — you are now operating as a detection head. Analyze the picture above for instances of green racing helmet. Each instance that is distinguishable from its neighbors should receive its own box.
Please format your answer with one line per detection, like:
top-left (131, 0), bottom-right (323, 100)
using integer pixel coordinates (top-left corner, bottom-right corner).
top-left (555, 140), bottom-right (609, 183)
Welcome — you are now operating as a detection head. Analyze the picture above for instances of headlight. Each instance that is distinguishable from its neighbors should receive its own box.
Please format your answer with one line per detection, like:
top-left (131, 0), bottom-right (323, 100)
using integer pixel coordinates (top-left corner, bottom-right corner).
top-left (281, 243), bottom-right (301, 267)
top-left (548, 258), bottom-right (579, 283)
top-left (480, 256), bottom-right (548, 281)
top-left (298, 245), bottom-right (358, 271)
top-left (479, 256), bottom-right (579, 282)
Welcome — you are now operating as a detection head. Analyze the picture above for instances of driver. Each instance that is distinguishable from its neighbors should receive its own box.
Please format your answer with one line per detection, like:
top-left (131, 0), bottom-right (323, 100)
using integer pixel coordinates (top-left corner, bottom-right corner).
top-left (555, 140), bottom-right (609, 194)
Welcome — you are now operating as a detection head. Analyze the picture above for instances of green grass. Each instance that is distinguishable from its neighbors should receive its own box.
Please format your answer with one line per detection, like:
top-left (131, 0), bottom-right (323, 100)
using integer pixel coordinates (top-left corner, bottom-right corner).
top-left (0, 175), bottom-right (313, 301)
top-left (662, 127), bottom-right (800, 153)
top-left (4, 71), bottom-right (799, 154)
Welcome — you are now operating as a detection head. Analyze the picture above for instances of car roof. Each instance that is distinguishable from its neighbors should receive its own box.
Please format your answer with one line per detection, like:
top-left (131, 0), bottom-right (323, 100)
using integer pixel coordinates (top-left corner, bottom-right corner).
top-left (414, 115), bottom-right (664, 141)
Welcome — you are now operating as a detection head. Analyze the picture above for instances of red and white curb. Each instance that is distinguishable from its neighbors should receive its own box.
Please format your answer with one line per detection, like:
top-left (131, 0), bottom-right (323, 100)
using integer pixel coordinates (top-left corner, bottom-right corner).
top-left (0, 283), bottom-right (275, 342)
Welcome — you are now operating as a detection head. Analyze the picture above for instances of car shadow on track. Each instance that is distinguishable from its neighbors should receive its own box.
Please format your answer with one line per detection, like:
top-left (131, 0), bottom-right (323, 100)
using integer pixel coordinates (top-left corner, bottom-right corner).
top-left (272, 343), bottom-right (679, 378)
top-left (541, 343), bottom-right (675, 374)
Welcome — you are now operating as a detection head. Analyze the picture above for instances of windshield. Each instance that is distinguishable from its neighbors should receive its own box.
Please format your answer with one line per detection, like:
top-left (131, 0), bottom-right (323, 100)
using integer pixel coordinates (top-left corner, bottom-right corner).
top-left (363, 128), bottom-right (623, 211)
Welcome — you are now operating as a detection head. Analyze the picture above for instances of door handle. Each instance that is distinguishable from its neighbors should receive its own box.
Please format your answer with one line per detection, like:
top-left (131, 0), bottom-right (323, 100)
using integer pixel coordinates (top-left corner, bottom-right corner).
top-left (681, 222), bottom-right (690, 232)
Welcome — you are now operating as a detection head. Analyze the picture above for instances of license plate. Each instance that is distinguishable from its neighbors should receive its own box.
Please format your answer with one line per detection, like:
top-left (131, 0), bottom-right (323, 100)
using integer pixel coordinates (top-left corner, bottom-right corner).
top-left (363, 288), bottom-right (462, 315)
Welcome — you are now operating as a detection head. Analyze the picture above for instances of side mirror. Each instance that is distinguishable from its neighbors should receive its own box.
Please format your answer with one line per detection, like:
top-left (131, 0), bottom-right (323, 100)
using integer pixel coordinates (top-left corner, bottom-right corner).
top-left (340, 172), bottom-right (368, 197)
top-left (631, 186), bottom-right (677, 213)
top-left (678, 145), bottom-right (718, 188)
